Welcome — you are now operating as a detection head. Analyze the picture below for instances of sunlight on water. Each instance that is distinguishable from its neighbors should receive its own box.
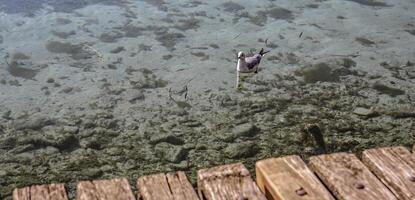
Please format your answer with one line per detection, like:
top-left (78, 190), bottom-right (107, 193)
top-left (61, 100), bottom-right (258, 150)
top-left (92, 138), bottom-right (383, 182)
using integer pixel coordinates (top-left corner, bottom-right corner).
top-left (0, 0), bottom-right (415, 198)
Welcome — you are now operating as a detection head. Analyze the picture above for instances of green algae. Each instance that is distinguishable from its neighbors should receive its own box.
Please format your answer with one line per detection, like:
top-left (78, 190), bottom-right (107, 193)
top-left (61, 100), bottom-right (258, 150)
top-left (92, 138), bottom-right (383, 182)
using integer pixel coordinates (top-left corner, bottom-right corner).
top-left (372, 83), bottom-right (405, 97)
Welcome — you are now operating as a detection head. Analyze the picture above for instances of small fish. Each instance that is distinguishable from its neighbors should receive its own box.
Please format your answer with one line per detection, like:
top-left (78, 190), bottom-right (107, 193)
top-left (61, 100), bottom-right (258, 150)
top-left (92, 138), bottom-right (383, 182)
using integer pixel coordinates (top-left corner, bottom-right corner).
top-left (82, 44), bottom-right (104, 63)
top-left (299, 32), bottom-right (303, 38)
top-left (232, 33), bottom-right (242, 40)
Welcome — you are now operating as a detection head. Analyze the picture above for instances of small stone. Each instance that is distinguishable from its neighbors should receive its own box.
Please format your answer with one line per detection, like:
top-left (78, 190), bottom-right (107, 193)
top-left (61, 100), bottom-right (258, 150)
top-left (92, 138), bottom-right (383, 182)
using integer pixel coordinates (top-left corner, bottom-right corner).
top-left (60, 86), bottom-right (73, 93)
top-left (13, 114), bottom-right (53, 130)
top-left (81, 168), bottom-right (103, 179)
top-left (232, 123), bottom-right (260, 137)
top-left (353, 107), bottom-right (377, 117)
top-left (10, 144), bottom-right (35, 154)
top-left (224, 142), bottom-right (259, 159)
top-left (149, 133), bottom-right (184, 145)
top-left (38, 146), bottom-right (60, 154)
top-left (2, 110), bottom-right (11, 120)
top-left (155, 142), bottom-right (188, 163)
top-left (128, 91), bottom-right (145, 103)
top-left (53, 134), bottom-right (79, 151)
top-left (110, 46), bottom-right (125, 54)
top-left (46, 78), bottom-right (55, 83)
top-left (172, 160), bottom-right (189, 171)
top-left (63, 126), bottom-right (79, 134)
top-left (218, 132), bottom-right (238, 142)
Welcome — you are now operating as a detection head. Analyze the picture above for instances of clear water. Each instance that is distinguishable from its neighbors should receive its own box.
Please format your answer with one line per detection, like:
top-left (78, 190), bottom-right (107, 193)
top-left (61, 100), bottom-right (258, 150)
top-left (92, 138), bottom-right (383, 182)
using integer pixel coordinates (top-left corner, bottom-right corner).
top-left (0, 0), bottom-right (415, 198)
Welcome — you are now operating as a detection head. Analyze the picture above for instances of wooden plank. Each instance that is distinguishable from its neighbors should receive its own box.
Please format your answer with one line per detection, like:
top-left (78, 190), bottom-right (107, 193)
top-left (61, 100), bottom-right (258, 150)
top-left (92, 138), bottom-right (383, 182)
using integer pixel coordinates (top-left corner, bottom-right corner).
top-left (137, 172), bottom-right (199, 200)
top-left (76, 178), bottom-right (135, 200)
top-left (197, 162), bottom-right (266, 200)
top-left (362, 146), bottom-right (415, 200)
top-left (256, 155), bottom-right (334, 200)
top-left (13, 183), bottom-right (68, 200)
top-left (166, 172), bottom-right (199, 200)
top-left (309, 153), bottom-right (397, 200)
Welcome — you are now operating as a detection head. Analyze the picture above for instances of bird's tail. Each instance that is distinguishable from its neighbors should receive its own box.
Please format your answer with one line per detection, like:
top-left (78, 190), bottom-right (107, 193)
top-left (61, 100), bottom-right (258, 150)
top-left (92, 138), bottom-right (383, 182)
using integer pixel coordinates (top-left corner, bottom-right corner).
top-left (259, 48), bottom-right (270, 56)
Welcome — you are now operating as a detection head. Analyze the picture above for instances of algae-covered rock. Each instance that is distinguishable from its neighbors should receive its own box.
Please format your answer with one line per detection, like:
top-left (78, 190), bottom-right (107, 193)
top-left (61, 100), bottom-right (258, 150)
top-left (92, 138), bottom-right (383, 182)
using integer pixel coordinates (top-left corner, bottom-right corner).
top-left (353, 107), bottom-right (378, 118)
top-left (218, 132), bottom-right (238, 142)
top-left (0, 137), bottom-right (17, 150)
top-left (13, 114), bottom-right (53, 130)
top-left (149, 132), bottom-right (184, 145)
top-left (128, 90), bottom-right (145, 103)
top-left (232, 123), bottom-right (260, 137)
top-left (224, 141), bottom-right (259, 159)
top-left (372, 82), bottom-right (405, 97)
top-left (80, 135), bottom-right (110, 150)
top-left (300, 63), bottom-right (338, 83)
top-left (154, 142), bottom-right (188, 163)
top-left (18, 132), bottom-right (79, 151)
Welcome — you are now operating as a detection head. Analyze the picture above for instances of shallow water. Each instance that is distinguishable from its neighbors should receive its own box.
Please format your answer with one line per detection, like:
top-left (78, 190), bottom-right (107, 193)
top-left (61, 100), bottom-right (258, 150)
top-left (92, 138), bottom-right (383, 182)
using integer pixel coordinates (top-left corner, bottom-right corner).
top-left (1, 0), bottom-right (415, 199)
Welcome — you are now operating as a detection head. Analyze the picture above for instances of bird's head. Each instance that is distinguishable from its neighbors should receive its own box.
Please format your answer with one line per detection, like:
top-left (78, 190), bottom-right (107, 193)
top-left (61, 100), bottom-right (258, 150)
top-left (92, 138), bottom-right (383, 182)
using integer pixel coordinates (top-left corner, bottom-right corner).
top-left (237, 51), bottom-right (245, 59)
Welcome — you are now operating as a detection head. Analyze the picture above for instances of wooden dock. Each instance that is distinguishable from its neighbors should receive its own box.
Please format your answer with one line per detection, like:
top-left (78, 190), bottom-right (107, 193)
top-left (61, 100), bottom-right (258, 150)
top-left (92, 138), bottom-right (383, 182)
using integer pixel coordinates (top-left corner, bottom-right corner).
top-left (12, 144), bottom-right (415, 200)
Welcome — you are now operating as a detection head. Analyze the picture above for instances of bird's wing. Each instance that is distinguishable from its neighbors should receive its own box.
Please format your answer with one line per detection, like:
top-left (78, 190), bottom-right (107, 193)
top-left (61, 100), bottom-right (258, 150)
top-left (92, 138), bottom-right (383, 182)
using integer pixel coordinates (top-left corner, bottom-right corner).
top-left (245, 55), bottom-right (261, 69)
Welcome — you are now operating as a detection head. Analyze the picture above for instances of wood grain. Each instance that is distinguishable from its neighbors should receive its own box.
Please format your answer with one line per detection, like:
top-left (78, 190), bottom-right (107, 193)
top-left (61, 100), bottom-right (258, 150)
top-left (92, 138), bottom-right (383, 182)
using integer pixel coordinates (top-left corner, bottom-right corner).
top-left (13, 183), bottom-right (68, 200)
top-left (197, 162), bottom-right (266, 200)
top-left (166, 172), bottom-right (199, 200)
top-left (362, 146), bottom-right (415, 200)
top-left (137, 172), bottom-right (198, 200)
top-left (309, 153), bottom-right (397, 200)
top-left (76, 178), bottom-right (135, 200)
top-left (256, 155), bottom-right (334, 200)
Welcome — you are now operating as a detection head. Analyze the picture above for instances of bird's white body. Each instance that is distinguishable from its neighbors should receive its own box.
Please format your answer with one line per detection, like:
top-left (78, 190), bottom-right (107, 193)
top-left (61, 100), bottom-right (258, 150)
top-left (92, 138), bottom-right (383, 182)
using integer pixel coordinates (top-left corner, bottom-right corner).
top-left (236, 50), bottom-right (267, 89)
top-left (237, 56), bottom-right (259, 73)
top-left (236, 52), bottom-right (262, 73)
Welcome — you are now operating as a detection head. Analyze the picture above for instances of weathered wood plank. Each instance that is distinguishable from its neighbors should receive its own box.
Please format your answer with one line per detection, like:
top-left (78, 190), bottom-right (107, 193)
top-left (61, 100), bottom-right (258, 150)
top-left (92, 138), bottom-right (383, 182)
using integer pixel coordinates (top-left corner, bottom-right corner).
top-left (13, 183), bottom-right (68, 200)
top-left (197, 163), bottom-right (266, 200)
top-left (362, 146), bottom-right (415, 200)
top-left (138, 173), bottom-right (172, 200)
top-left (76, 178), bottom-right (135, 200)
top-left (137, 172), bottom-right (198, 200)
top-left (256, 155), bottom-right (334, 200)
top-left (309, 153), bottom-right (397, 200)
top-left (166, 172), bottom-right (199, 200)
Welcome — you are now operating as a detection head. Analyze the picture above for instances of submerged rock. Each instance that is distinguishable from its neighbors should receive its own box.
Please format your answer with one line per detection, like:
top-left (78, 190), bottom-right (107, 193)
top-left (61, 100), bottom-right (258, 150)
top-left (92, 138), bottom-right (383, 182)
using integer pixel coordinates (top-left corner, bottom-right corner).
top-left (13, 115), bottom-right (53, 130)
top-left (353, 107), bottom-right (378, 118)
top-left (372, 82), bottom-right (405, 97)
top-left (299, 63), bottom-right (339, 83)
top-left (149, 133), bottom-right (184, 145)
top-left (18, 132), bottom-right (79, 151)
top-left (224, 142), bottom-right (259, 159)
top-left (232, 123), bottom-right (260, 137)
top-left (302, 123), bottom-right (326, 154)
top-left (45, 40), bottom-right (93, 60)
top-left (155, 142), bottom-right (188, 163)
top-left (7, 61), bottom-right (39, 80)
top-left (128, 90), bottom-right (145, 103)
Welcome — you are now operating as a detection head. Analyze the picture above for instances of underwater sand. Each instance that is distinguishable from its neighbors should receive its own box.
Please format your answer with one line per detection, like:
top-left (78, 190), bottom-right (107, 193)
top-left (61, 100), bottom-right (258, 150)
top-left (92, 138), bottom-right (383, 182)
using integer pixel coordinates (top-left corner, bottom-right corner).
top-left (0, 0), bottom-right (415, 199)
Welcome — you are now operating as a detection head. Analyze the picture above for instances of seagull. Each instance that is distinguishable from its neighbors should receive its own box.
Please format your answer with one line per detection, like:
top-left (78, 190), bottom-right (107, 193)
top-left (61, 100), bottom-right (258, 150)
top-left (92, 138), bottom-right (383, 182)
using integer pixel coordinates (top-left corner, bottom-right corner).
top-left (236, 48), bottom-right (269, 88)
top-left (237, 48), bottom-right (269, 73)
